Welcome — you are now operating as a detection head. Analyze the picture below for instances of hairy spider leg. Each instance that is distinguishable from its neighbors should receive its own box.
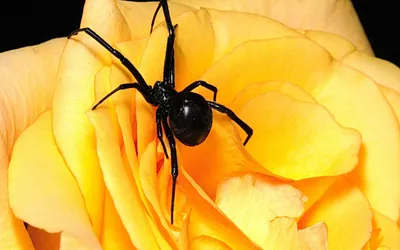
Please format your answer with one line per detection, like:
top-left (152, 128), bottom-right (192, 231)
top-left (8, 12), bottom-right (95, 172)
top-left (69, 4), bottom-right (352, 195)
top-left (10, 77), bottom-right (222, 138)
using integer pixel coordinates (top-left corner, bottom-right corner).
top-left (183, 80), bottom-right (218, 101)
top-left (207, 101), bottom-right (253, 145)
top-left (161, 114), bottom-right (178, 225)
top-left (92, 83), bottom-right (152, 110)
top-left (156, 108), bottom-right (169, 159)
top-left (68, 28), bottom-right (149, 91)
top-left (150, 1), bottom-right (162, 34)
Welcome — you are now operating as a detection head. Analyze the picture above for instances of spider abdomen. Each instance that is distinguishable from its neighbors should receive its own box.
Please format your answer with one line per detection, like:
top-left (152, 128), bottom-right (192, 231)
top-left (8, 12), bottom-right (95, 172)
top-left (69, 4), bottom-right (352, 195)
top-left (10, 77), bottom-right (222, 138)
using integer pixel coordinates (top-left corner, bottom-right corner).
top-left (169, 92), bottom-right (212, 146)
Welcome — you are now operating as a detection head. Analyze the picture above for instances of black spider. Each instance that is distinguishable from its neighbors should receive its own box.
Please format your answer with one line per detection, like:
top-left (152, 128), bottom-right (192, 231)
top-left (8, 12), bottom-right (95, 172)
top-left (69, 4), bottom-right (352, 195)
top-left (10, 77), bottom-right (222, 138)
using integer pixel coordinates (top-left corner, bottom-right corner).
top-left (68, 0), bottom-right (253, 224)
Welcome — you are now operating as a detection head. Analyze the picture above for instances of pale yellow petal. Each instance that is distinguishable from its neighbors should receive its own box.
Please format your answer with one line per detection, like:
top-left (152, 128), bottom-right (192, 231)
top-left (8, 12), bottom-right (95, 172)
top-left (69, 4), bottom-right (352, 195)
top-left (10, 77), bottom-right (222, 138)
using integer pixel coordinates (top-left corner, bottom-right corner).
top-left (87, 106), bottom-right (158, 248)
top-left (202, 36), bottom-right (400, 221)
top-left (216, 174), bottom-right (328, 249)
top-left (299, 176), bottom-right (373, 250)
top-left (342, 50), bottom-right (400, 94)
top-left (52, 0), bottom-right (131, 234)
top-left (238, 92), bottom-right (361, 180)
top-left (8, 111), bottom-right (101, 249)
top-left (305, 30), bottom-right (356, 59)
top-left (171, 0), bottom-right (372, 54)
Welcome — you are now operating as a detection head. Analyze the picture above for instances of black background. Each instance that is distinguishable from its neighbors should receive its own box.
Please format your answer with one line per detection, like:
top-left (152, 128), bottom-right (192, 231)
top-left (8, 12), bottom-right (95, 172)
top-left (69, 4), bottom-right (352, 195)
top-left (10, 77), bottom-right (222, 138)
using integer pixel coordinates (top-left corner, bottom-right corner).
top-left (1, 1), bottom-right (399, 67)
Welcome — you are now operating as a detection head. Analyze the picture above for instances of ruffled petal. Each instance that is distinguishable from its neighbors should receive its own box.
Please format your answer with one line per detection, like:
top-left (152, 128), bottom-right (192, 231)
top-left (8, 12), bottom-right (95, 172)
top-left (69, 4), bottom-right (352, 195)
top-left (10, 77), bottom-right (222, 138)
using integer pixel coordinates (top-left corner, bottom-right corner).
top-left (299, 176), bottom-right (373, 250)
top-left (215, 174), bottom-right (328, 249)
top-left (366, 210), bottom-right (400, 250)
top-left (237, 92), bottom-right (361, 180)
top-left (202, 36), bottom-right (400, 221)
top-left (87, 83), bottom-right (159, 248)
top-left (171, 0), bottom-right (372, 55)
top-left (100, 189), bottom-right (135, 250)
top-left (190, 235), bottom-right (232, 250)
top-left (117, 0), bottom-right (194, 39)
top-left (342, 51), bottom-right (400, 94)
top-left (176, 168), bottom-right (261, 249)
top-left (0, 38), bottom-right (66, 152)
top-left (8, 110), bottom-right (101, 249)
top-left (304, 30), bottom-right (356, 59)
top-left (292, 177), bottom-right (336, 213)
top-left (52, 0), bottom-right (132, 234)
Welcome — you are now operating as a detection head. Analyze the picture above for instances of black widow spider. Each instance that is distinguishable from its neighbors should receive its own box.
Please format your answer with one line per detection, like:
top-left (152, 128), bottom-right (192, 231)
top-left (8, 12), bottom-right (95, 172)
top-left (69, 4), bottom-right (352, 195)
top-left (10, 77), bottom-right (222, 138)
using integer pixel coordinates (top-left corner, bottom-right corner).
top-left (68, 0), bottom-right (253, 224)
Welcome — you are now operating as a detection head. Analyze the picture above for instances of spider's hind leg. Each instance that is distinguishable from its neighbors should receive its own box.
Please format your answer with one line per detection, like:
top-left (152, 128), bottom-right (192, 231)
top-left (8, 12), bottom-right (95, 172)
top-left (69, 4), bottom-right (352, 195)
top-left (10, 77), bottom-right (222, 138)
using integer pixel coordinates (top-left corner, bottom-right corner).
top-left (207, 101), bottom-right (253, 145)
top-left (183, 81), bottom-right (218, 101)
top-left (156, 108), bottom-right (169, 159)
top-left (161, 115), bottom-right (178, 225)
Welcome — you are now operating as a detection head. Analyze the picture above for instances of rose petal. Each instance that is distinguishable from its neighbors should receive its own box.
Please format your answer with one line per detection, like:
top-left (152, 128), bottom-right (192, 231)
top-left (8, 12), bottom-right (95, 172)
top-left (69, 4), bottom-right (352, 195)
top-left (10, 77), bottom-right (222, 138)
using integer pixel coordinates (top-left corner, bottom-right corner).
top-left (215, 174), bottom-right (328, 249)
top-left (100, 189), bottom-right (135, 250)
top-left (8, 110), bottom-right (101, 249)
top-left (0, 38), bottom-right (66, 152)
top-left (1, 39), bottom-right (64, 247)
top-left (190, 235), bottom-right (232, 250)
top-left (202, 36), bottom-right (400, 221)
top-left (89, 67), bottom-right (177, 248)
top-left (28, 227), bottom-right (96, 250)
top-left (292, 177), bottom-right (336, 213)
top-left (367, 210), bottom-right (400, 249)
top-left (380, 86), bottom-right (400, 126)
top-left (139, 140), bottom-right (178, 248)
top-left (201, 37), bottom-right (333, 105)
top-left (342, 51), bottom-right (400, 94)
top-left (27, 226), bottom-right (60, 249)
top-left (299, 222), bottom-right (329, 250)
top-left (158, 156), bottom-right (258, 248)
top-left (177, 209), bottom-right (191, 249)
top-left (87, 102), bottom-right (159, 248)
top-left (0, 143), bottom-right (33, 248)
top-left (117, 0), bottom-right (194, 39)
top-left (231, 81), bottom-right (316, 113)
top-left (136, 7), bottom-right (301, 96)
top-left (305, 30), bottom-right (356, 59)
top-left (52, 0), bottom-right (132, 234)
top-left (238, 92), bottom-right (361, 179)
top-left (171, 0), bottom-right (373, 55)
top-left (263, 217), bottom-right (328, 250)
top-left (299, 176), bottom-right (373, 250)
top-left (177, 168), bottom-right (261, 249)
top-left (207, 9), bottom-right (301, 64)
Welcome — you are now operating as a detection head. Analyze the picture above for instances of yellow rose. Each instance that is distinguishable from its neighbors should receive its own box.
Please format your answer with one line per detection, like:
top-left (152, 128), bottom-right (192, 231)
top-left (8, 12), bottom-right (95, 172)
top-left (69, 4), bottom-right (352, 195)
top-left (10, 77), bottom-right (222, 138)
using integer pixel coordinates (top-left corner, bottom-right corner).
top-left (1, 0), bottom-right (399, 249)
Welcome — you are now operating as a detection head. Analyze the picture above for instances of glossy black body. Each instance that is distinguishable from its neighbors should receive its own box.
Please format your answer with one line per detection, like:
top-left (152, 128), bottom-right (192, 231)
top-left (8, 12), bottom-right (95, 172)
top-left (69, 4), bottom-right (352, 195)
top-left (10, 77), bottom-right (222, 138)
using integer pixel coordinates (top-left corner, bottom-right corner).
top-left (68, 0), bottom-right (253, 225)
top-left (169, 92), bottom-right (213, 146)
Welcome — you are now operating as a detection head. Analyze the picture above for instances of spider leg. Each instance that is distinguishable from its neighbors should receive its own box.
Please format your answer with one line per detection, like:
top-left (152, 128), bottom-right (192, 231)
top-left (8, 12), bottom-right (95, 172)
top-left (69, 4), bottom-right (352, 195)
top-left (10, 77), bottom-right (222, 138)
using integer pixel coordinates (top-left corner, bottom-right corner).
top-left (183, 80), bottom-right (218, 101)
top-left (68, 27), bottom-right (150, 90)
top-left (156, 108), bottom-right (169, 159)
top-left (161, 115), bottom-right (178, 224)
top-left (207, 101), bottom-right (253, 145)
top-left (92, 83), bottom-right (153, 110)
top-left (159, 0), bottom-right (177, 88)
top-left (150, 1), bottom-right (162, 34)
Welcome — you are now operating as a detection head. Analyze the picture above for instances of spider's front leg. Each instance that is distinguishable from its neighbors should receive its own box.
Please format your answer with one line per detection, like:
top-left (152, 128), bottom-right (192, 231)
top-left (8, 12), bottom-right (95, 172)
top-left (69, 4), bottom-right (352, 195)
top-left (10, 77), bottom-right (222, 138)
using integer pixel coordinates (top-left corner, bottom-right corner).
top-left (150, 1), bottom-right (162, 34)
top-left (68, 27), bottom-right (149, 89)
top-left (92, 83), bottom-right (153, 110)
top-left (208, 101), bottom-right (253, 145)
top-left (161, 115), bottom-right (178, 225)
top-left (158, 0), bottom-right (178, 88)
